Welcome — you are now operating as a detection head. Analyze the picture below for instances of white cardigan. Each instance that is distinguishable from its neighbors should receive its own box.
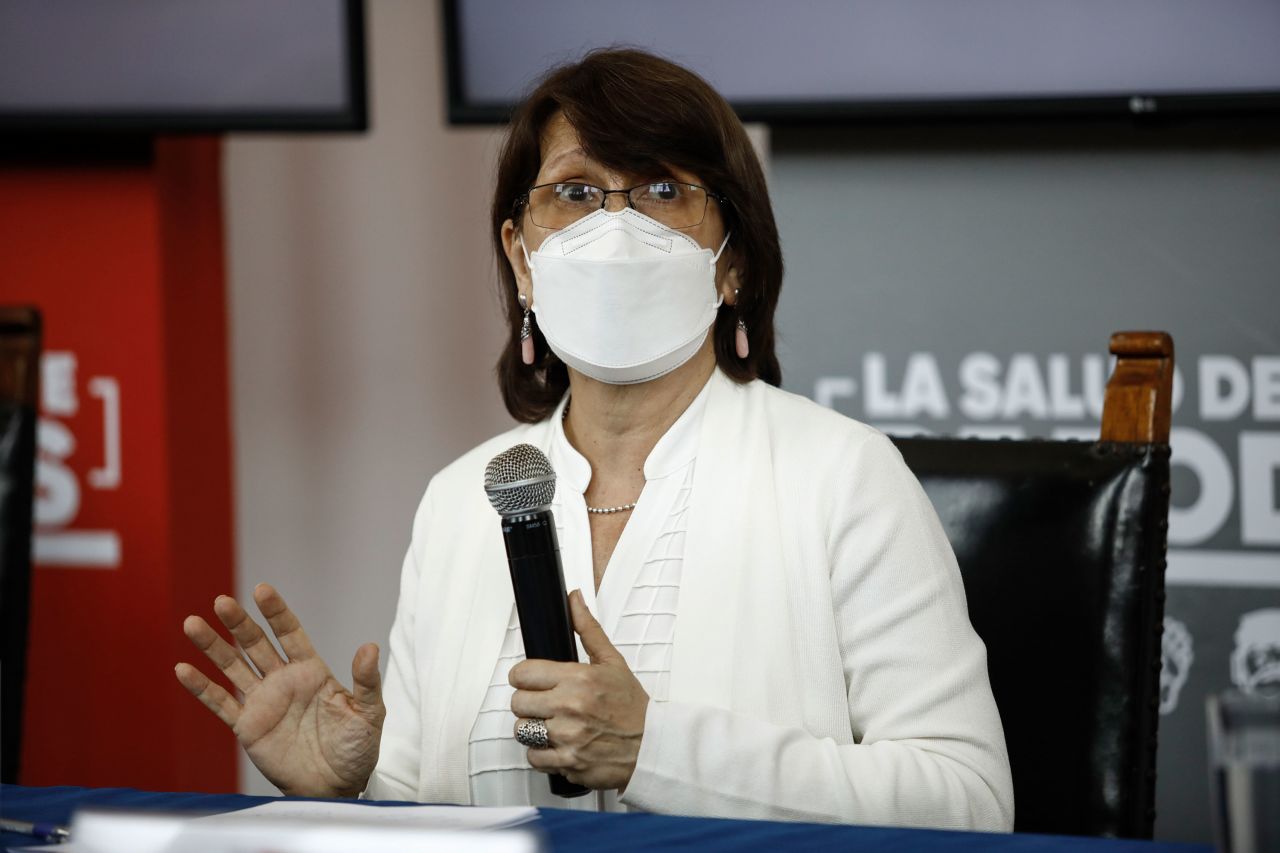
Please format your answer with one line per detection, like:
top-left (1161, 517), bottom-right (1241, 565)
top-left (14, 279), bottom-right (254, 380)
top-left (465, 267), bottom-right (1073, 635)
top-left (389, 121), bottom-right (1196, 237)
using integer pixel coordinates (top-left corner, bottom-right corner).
top-left (363, 369), bottom-right (1015, 830)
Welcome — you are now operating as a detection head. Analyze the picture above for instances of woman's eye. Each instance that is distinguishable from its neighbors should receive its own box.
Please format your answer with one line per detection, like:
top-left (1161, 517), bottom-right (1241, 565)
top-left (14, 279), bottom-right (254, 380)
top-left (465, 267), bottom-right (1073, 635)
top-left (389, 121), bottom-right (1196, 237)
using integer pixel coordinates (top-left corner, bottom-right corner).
top-left (555, 184), bottom-right (597, 204)
top-left (645, 182), bottom-right (681, 202)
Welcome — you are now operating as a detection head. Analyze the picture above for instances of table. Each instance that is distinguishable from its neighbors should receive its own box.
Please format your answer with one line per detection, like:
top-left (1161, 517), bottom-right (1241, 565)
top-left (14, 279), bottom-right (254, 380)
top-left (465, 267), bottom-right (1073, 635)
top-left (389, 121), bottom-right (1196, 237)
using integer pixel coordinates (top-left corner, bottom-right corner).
top-left (0, 784), bottom-right (1211, 852)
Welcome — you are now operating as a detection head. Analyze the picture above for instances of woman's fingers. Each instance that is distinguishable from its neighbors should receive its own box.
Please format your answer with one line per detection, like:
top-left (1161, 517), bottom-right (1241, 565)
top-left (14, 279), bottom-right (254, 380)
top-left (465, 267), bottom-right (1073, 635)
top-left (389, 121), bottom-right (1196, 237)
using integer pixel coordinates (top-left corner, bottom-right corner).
top-left (508, 659), bottom-right (575, 691)
top-left (182, 615), bottom-right (261, 694)
top-left (524, 742), bottom-right (575, 774)
top-left (175, 662), bottom-right (241, 728)
top-left (253, 583), bottom-right (318, 663)
top-left (213, 594), bottom-right (286, 675)
top-left (510, 688), bottom-right (558, 720)
top-left (350, 643), bottom-right (382, 708)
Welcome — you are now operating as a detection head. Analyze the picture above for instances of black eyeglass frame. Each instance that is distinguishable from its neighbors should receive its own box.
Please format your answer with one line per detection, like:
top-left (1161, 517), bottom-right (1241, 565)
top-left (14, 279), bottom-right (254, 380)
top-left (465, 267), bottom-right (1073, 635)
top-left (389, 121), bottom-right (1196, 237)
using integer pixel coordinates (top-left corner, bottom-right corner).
top-left (513, 179), bottom-right (728, 229)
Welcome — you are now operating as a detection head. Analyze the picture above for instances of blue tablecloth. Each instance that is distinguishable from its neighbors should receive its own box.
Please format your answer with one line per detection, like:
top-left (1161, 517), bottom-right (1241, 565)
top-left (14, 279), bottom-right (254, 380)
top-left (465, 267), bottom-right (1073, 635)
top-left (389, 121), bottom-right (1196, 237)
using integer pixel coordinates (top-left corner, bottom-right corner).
top-left (0, 784), bottom-right (1211, 852)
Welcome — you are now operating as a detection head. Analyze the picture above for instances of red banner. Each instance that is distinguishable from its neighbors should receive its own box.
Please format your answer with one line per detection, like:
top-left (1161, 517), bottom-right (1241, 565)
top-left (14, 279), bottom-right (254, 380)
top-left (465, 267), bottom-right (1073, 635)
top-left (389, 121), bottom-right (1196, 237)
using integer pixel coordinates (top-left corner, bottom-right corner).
top-left (0, 139), bottom-right (237, 791)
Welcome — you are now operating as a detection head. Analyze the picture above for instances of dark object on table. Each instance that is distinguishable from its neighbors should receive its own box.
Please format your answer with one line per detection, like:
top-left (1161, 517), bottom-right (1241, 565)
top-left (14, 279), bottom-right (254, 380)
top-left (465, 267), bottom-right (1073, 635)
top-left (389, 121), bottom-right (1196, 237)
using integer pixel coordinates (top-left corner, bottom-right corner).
top-left (0, 307), bottom-right (41, 785)
top-left (892, 331), bottom-right (1173, 839)
top-left (0, 815), bottom-right (70, 843)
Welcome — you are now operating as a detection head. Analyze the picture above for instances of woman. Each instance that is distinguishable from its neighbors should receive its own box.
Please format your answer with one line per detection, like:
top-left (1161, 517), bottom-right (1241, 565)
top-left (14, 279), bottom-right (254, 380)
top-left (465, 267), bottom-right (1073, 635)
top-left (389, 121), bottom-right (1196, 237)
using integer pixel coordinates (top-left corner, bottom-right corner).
top-left (175, 48), bottom-right (1013, 829)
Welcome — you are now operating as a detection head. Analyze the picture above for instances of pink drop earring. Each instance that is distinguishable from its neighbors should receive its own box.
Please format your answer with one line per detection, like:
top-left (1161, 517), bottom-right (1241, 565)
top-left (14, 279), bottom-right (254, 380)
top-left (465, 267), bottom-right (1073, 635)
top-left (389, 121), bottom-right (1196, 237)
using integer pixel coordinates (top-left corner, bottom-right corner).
top-left (519, 293), bottom-right (535, 365)
top-left (734, 288), bottom-right (750, 359)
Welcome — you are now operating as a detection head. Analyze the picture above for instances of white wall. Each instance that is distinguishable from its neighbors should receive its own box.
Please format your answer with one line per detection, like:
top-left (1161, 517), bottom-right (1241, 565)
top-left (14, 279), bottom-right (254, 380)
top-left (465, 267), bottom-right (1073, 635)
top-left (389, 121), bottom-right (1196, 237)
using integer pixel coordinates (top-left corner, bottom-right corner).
top-left (222, 0), bottom-right (512, 795)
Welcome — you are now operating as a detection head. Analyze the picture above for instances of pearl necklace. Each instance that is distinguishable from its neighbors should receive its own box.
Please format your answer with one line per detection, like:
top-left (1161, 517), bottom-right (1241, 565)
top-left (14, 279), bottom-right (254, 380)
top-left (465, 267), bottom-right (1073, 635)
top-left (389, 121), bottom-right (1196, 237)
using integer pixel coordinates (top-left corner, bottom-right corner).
top-left (562, 400), bottom-right (638, 515)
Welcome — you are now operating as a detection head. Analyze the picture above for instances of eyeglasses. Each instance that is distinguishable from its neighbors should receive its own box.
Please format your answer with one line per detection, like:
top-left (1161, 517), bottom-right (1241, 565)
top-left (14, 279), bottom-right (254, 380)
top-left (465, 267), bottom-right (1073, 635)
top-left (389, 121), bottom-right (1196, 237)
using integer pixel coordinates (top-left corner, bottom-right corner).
top-left (516, 180), bottom-right (725, 230)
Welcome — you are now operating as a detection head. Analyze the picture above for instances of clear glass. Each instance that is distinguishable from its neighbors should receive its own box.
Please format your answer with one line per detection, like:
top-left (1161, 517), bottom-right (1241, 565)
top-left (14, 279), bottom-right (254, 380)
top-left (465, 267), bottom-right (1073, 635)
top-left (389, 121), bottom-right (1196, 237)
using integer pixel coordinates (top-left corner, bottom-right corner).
top-left (523, 180), bottom-right (714, 230)
top-left (1208, 690), bottom-right (1280, 853)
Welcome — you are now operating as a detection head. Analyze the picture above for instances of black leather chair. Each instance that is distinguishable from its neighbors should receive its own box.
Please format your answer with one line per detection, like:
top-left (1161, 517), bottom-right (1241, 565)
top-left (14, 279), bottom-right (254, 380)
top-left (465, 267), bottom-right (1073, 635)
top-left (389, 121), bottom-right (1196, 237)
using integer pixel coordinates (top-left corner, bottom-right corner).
top-left (891, 332), bottom-right (1173, 839)
top-left (0, 307), bottom-right (41, 784)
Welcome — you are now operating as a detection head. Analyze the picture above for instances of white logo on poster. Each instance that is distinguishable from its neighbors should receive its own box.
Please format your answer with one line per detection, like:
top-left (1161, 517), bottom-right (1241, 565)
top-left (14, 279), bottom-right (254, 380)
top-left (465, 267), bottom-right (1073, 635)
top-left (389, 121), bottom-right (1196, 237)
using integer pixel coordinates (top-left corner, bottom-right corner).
top-left (1231, 609), bottom-right (1280, 695)
top-left (34, 351), bottom-right (122, 568)
top-left (1159, 616), bottom-right (1194, 715)
top-left (815, 352), bottom-right (1280, 586)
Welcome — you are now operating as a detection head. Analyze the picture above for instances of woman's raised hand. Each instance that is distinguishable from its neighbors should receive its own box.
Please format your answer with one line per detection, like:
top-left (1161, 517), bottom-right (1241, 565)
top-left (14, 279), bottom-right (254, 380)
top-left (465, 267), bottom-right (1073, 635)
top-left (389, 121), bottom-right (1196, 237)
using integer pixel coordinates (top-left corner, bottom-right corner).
top-left (175, 583), bottom-right (385, 798)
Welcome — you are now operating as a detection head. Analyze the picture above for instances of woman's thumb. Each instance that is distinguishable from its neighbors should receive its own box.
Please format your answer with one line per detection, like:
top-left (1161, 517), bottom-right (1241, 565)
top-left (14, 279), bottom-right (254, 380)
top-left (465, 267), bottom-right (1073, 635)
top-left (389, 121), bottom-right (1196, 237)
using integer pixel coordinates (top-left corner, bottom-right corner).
top-left (351, 642), bottom-right (382, 706)
top-left (569, 589), bottom-right (622, 665)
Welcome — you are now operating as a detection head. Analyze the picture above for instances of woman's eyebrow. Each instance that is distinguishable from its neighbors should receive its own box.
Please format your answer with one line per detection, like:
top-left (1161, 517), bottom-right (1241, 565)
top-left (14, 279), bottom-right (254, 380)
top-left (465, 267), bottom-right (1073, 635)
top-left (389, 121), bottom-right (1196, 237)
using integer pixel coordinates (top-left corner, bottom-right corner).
top-left (542, 147), bottom-right (587, 173)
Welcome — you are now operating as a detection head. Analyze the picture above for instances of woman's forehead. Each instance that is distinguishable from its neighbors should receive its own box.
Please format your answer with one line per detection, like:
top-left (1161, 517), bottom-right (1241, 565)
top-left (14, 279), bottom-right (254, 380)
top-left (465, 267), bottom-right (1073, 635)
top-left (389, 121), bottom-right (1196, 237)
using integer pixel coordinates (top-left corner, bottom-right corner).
top-left (536, 112), bottom-right (701, 186)
top-left (538, 113), bottom-right (582, 165)
top-left (539, 111), bottom-right (577, 149)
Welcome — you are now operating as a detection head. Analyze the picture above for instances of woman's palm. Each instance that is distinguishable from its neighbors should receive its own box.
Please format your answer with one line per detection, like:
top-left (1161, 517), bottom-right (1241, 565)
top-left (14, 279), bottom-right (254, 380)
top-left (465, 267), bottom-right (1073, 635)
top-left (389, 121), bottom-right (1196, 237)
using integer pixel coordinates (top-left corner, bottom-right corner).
top-left (176, 584), bottom-right (385, 798)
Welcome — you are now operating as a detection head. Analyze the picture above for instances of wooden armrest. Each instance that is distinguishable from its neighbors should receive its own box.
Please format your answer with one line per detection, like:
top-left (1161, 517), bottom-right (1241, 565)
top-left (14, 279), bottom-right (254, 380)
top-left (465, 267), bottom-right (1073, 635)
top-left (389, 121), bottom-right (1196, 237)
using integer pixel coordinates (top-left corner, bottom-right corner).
top-left (1101, 331), bottom-right (1174, 444)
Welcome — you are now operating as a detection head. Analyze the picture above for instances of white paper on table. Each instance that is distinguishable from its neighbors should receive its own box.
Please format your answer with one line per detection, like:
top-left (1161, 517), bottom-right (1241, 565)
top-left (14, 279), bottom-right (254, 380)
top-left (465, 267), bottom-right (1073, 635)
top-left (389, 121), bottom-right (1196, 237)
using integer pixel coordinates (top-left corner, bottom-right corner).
top-left (48, 801), bottom-right (541, 853)
top-left (13, 811), bottom-right (187, 853)
top-left (199, 800), bottom-right (537, 831)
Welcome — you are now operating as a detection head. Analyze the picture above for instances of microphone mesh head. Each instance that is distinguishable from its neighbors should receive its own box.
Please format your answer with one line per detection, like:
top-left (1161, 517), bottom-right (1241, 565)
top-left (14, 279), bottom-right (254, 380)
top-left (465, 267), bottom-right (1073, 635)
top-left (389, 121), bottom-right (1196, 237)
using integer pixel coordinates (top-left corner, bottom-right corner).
top-left (483, 443), bottom-right (557, 515)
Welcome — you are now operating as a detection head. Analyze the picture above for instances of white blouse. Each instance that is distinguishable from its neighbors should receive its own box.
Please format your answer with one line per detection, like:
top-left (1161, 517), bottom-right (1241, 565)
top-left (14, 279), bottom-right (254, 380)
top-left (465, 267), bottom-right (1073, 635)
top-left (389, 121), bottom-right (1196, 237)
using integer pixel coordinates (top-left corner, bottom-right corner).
top-left (365, 369), bottom-right (1013, 829)
top-left (466, 376), bottom-right (710, 810)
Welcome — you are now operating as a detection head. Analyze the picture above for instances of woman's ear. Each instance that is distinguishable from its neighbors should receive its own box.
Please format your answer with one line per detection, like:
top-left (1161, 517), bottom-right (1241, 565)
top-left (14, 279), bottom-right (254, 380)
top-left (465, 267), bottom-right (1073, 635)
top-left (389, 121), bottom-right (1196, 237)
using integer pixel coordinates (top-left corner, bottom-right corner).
top-left (719, 264), bottom-right (742, 304)
top-left (501, 218), bottom-right (532, 290)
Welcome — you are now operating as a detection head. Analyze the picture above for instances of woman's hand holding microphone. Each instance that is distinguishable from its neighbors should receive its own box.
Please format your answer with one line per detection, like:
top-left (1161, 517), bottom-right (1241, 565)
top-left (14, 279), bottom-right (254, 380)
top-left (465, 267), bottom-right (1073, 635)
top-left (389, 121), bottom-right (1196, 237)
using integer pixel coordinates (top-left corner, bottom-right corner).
top-left (174, 583), bottom-right (385, 799)
top-left (509, 589), bottom-right (650, 792)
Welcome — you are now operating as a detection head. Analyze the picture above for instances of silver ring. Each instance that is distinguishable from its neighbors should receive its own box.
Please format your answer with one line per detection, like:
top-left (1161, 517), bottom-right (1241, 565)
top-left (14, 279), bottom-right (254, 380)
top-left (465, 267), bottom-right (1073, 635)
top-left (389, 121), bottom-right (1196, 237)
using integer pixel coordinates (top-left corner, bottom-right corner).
top-left (515, 717), bottom-right (550, 749)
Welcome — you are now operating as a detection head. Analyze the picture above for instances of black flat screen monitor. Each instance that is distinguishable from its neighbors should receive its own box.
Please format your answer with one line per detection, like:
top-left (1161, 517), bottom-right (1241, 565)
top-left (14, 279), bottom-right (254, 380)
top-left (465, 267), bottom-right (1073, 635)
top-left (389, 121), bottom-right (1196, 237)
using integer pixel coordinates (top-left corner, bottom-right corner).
top-left (0, 0), bottom-right (366, 132)
top-left (444, 0), bottom-right (1280, 124)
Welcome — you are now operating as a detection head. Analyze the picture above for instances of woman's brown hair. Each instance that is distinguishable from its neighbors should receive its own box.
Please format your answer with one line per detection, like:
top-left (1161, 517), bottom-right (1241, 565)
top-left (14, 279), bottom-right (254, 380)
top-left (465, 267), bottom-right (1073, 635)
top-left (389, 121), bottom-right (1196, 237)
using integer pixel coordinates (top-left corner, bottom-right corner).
top-left (491, 48), bottom-right (784, 423)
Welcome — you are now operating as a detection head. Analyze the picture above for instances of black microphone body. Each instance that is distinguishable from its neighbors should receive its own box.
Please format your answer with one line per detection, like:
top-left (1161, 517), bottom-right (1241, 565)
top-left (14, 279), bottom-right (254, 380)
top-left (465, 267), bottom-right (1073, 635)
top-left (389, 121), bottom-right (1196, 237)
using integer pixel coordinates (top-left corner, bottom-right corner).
top-left (502, 509), bottom-right (579, 664)
top-left (500, 508), bottom-right (591, 799)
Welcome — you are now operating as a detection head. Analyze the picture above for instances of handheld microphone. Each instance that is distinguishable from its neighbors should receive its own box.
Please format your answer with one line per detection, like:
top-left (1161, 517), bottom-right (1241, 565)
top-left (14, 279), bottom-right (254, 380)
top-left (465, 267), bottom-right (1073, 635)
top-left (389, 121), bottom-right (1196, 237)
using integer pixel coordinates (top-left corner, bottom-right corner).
top-left (483, 443), bottom-right (590, 799)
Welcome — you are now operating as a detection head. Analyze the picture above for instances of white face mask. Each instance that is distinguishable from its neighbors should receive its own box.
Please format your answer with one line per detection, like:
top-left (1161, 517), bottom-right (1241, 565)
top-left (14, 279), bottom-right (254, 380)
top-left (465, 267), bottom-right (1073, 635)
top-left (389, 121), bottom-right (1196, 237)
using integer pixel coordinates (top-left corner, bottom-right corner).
top-left (521, 207), bottom-right (731, 385)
